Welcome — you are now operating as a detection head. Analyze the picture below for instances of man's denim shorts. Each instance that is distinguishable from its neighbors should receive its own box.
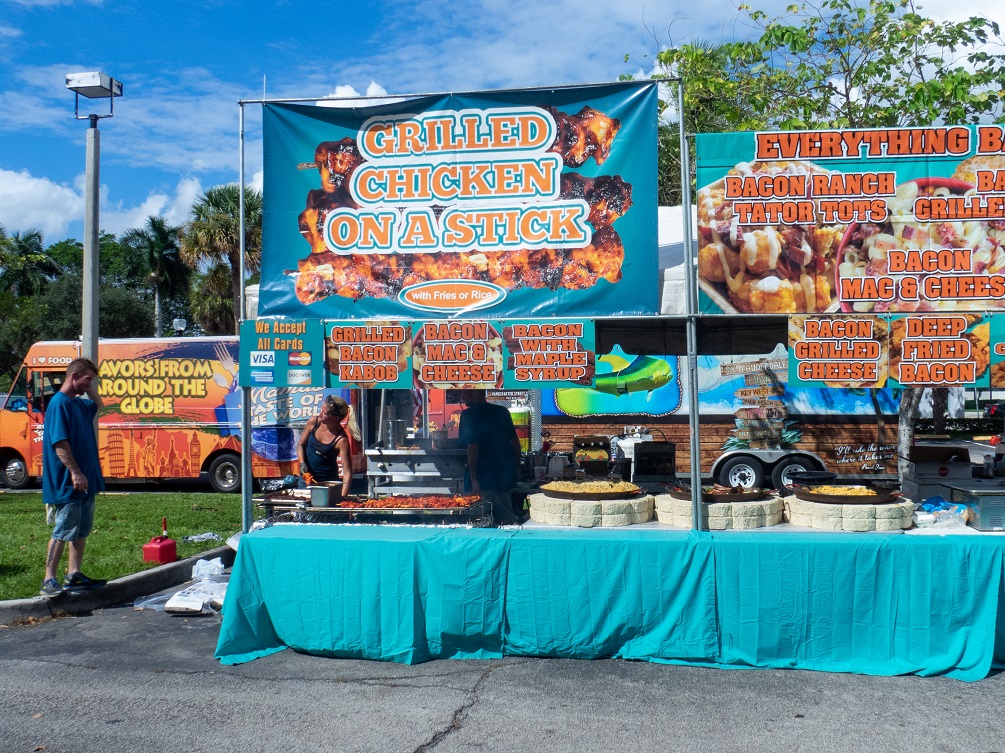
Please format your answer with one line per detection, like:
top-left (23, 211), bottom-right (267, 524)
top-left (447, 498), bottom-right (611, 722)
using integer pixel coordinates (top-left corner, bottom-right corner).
top-left (51, 496), bottom-right (96, 541)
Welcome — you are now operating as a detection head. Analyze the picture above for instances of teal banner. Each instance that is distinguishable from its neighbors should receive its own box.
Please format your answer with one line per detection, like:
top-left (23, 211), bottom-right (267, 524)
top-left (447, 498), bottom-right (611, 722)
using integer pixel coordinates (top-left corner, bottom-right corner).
top-left (788, 313), bottom-right (992, 389)
top-left (500, 320), bottom-right (595, 389)
top-left (239, 319), bottom-right (325, 387)
top-left (324, 321), bottom-right (413, 389)
top-left (695, 126), bottom-right (1005, 316)
top-left (260, 82), bottom-right (658, 319)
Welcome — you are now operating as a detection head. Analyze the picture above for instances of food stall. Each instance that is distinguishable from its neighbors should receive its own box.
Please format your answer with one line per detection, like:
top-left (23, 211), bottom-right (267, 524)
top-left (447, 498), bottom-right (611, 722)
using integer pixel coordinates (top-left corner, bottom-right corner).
top-left (219, 84), bottom-right (1005, 680)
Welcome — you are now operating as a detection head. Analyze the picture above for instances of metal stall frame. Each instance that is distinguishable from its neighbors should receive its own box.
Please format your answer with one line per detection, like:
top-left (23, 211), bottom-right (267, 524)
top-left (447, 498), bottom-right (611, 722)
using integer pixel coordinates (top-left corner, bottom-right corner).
top-left (236, 79), bottom-right (707, 533)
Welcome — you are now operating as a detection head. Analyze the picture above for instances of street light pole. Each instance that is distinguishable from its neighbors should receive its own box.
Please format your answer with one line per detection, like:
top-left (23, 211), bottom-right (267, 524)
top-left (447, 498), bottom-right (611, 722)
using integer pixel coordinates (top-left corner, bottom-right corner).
top-left (66, 71), bottom-right (123, 363)
top-left (83, 115), bottom-right (100, 362)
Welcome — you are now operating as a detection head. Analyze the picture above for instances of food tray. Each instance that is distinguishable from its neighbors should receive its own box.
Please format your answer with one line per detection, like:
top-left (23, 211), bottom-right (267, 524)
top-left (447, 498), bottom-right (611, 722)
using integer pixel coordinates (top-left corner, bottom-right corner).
top-left (260, 497), bottom-right (492, 526)
top-left (539, 482), bottom-right (643, 500)
top-left (667, 487), bottom-right (767, 503)
top-left (791, 485), bottom-right (898, 505)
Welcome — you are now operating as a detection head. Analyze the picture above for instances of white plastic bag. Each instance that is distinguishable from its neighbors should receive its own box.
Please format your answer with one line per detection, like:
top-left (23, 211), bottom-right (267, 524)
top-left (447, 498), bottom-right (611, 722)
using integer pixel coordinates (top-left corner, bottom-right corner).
top-left (192, 557), bottom-right (224, 579)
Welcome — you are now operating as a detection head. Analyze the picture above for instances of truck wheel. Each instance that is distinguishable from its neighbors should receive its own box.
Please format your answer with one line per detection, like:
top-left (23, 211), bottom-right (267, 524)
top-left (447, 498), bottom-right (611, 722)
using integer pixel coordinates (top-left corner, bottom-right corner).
top-left (718, 456), bottom-right (764, 489)
top-left (208, 454), bottom-right (241, 493)
top-left (770, 457), bottom-right (817, 492)
top-left (3, 455), bottom-right (31, 489)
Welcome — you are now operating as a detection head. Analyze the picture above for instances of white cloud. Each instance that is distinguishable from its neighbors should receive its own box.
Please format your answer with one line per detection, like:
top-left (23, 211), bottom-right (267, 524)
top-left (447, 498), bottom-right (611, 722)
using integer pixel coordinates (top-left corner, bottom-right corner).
top-left (0, 24), bottom-right (22, 38)
top-left (0, 169), bottom-right (79, 238)
top-left (100, 176), bottom-right (204, 236)
top-left (0, 168), bottom-right (203, 240)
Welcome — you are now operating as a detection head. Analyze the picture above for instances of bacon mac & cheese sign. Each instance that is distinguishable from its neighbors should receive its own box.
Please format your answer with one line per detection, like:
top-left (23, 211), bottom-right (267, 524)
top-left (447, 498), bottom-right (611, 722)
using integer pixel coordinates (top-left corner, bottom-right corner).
top-left (259, 82), bottom-right (657, 319)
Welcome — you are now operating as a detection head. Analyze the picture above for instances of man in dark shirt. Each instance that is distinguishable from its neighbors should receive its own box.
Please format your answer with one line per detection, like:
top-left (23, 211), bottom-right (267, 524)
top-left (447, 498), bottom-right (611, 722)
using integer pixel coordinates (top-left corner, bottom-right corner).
top-left (458, 390), bottom-right (522, 525)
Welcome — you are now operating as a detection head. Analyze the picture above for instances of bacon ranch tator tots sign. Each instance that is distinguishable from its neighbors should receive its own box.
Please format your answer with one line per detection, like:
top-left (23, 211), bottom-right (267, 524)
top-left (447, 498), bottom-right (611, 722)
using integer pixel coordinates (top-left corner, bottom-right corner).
top-left (696, 125), bottom-right (1005, 316)
top-left (259, 82), bottom-right (658, 319)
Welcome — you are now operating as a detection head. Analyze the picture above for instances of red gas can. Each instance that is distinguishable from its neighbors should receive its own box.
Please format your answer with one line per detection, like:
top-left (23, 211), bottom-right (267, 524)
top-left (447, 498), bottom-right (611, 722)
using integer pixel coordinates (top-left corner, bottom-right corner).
top-left (143, 517), bottom-right (177, 564)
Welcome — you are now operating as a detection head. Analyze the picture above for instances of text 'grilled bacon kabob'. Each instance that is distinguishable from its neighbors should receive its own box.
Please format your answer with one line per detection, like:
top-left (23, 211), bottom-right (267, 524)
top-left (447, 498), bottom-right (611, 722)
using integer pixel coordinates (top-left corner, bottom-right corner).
top-left (293, 106), bottom-right (630, 305)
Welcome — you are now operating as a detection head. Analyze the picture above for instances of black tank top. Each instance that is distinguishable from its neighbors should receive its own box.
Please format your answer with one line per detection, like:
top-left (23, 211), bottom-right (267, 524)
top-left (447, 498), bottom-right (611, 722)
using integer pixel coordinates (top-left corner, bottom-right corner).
top-left (305, 421), bottom-right (344, 482)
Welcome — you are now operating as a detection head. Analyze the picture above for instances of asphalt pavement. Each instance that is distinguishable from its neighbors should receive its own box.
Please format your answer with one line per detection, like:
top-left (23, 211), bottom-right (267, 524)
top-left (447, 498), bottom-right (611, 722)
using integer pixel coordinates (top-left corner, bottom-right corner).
top-left (2, 596), bottom-right (1004, 753)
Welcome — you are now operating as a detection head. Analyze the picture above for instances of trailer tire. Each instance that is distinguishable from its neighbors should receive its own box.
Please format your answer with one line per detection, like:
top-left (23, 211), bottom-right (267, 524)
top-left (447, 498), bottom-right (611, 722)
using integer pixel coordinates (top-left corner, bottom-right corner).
top-left (2, 455), bottom-right (31, 490)
top-left (770, 457), bottom-right (819, 492)
top-left (718, 456), bottom-right (764, 489)
top-left (208, 454), bottom-right (241, 493)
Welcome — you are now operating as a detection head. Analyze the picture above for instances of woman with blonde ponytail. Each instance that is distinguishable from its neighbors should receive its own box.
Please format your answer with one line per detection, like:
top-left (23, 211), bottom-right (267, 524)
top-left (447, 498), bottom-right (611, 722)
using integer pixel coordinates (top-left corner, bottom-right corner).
top-left (296, 394), bottom-right (360, 497)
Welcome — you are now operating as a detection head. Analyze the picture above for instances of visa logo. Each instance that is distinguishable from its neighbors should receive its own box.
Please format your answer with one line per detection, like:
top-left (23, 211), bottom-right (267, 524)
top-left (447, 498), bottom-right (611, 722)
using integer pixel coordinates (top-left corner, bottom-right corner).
top-left (250, 351), bottom-right (275, 367)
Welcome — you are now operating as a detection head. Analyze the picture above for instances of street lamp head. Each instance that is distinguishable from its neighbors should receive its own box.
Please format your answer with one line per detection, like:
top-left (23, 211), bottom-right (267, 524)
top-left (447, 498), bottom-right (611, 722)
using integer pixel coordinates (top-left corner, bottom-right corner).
top-left (172, 318), bottom-right (187, 336)
top-left (66, 71), bottom-right (123, 120)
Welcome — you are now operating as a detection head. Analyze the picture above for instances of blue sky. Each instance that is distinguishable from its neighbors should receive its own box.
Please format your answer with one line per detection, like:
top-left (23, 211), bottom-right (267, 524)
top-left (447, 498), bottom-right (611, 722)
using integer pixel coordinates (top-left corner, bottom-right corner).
top-left (0, 0), bottom-right (998, 244)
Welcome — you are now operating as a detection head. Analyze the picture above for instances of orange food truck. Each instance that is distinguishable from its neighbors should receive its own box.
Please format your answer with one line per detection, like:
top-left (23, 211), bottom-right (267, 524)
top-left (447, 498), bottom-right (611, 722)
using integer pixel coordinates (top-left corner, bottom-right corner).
top-left (0, 337), bottom-right (361, 491)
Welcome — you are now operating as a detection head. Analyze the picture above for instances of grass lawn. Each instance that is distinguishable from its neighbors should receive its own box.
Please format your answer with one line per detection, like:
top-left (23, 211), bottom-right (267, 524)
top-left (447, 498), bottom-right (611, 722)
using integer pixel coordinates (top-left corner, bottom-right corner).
top-left (0, 491), bottom-right (242, 601)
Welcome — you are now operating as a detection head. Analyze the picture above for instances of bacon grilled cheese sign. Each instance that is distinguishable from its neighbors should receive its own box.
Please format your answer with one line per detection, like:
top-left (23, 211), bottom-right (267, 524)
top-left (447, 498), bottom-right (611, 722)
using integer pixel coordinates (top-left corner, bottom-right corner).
top-left (259, 83), bottom-right (658, 319)
top-left (696, 125), bottom-right (1005, 316)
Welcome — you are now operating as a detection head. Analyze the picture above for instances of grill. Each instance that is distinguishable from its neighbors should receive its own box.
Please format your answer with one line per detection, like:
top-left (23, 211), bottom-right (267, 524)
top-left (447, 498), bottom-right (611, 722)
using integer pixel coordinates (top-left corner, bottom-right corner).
top-left (572, 435), bottom-right (611, 476)
top-left (632, 441), bottom-right (676, 483)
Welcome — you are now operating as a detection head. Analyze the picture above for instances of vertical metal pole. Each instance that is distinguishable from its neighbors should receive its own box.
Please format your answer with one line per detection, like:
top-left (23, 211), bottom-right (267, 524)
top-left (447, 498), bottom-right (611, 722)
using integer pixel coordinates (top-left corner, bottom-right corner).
top-left (238, 103), bottom-right (253, 533)
top-left (82, 116), bottom-right (100, 364)
top-left (678, 79), bottom-right (704, 531)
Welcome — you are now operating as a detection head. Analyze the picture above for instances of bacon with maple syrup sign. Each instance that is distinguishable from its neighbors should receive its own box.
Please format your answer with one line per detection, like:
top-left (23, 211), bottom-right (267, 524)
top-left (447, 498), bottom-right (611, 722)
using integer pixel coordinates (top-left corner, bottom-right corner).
top-left (338, 495), bottom-right (480, 509)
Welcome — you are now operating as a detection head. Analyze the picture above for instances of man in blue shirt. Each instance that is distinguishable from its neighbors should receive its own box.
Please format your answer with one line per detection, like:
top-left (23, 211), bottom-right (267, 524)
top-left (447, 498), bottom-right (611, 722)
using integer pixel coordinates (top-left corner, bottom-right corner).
top-left (40, 358), bottom-right (107, 597)
top-left (458, 390), bottom-right (522, 525)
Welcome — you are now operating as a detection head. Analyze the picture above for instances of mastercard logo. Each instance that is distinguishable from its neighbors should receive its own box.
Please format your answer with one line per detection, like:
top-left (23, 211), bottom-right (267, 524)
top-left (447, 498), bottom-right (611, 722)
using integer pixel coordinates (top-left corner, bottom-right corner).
top-left (288, 351), bottom-right (312, 366)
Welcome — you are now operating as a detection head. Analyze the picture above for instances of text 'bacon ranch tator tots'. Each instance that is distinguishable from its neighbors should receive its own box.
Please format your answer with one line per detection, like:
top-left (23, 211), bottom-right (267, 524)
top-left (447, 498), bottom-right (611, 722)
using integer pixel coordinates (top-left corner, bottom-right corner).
top-left (697, 160), bottom-right (846, 314)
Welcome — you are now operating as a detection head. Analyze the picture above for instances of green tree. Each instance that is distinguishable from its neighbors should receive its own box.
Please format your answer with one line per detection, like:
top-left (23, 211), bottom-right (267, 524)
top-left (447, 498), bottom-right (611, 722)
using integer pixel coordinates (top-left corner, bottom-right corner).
top-left (0, 229), bottom-right (63, 297)
top-left (188, 263), bottom-right (237, 335)
top-left (180, 185), bottom-right (262, 334)
top-left (34, 275), bottom-right (153, 340)
top-left (656, 0), bottom-right (1005, 130)
top-left (653, 0), bottom-right (1005, 478)
top-left (120, 217), bottom-right (190, 336)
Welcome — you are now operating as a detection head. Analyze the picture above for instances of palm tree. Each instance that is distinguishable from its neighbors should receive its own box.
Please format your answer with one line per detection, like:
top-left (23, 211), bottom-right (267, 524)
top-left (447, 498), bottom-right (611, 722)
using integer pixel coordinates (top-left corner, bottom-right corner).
top-left (0, 229), bottom-right (63, 297)
top-left (179, 185), bottom-right (262, 334)
top-left (188, 263), bottom-right (236, 335)
top-left (120, 216), bottom-right (189, 337)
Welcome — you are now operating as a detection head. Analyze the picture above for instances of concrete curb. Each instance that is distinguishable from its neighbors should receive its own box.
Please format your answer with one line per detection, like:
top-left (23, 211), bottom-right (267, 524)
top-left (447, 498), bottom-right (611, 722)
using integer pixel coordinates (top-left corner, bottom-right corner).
top-left (0, 545), bottom-right (236, 625)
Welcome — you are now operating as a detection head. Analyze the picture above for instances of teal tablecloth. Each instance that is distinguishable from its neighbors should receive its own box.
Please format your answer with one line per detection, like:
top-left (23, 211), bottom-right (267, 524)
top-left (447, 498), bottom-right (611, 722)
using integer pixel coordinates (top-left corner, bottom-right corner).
top-left (216, 526), bottom-right (1005, 681)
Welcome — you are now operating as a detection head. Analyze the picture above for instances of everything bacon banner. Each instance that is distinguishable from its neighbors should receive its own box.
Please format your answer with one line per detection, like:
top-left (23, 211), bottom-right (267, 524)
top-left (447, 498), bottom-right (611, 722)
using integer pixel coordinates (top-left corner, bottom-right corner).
top-left (259, 83), bottom-right (658, 319)
top-left (695, 126), bottom-right (1005, 316)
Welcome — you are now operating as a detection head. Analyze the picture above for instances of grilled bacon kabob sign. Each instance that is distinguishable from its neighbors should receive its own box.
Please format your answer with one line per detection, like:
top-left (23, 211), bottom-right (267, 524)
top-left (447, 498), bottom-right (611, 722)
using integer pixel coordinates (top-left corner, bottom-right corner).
top-left (259, 83), bottom-right (658, 319)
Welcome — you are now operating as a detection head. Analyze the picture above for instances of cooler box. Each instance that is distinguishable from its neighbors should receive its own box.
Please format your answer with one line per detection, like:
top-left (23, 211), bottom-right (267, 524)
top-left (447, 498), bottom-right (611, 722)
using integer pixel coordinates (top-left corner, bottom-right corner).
top-left (945, 480), bottom-right (1005, 531)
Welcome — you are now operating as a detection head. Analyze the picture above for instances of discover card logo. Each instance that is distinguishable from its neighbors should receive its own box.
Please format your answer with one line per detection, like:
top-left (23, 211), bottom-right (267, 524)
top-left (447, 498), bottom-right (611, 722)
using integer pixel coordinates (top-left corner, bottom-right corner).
top-left (250, 351), bottom-right (275, 367)
top-left (286, 369), bottom-right (311, 384)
